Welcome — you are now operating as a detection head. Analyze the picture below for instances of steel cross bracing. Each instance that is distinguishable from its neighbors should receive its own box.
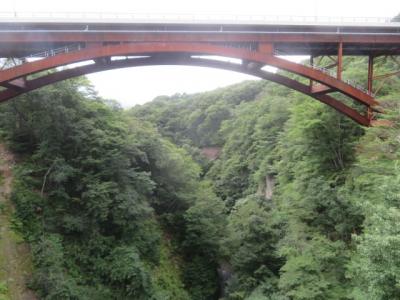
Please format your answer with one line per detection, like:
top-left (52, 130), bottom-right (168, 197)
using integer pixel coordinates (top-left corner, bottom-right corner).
top-left (0, 19), bottom-right (399, 126)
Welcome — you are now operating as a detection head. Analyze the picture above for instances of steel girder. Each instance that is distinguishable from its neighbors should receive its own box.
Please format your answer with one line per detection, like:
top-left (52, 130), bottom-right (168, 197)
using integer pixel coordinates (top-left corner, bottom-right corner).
top-left (0, 42), bottom-right (380, 126)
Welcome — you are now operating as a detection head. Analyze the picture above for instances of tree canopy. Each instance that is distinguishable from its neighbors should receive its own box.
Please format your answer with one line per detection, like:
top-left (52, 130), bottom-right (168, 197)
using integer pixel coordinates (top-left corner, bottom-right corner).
top-left (0, 49), bottom-right (399, 300)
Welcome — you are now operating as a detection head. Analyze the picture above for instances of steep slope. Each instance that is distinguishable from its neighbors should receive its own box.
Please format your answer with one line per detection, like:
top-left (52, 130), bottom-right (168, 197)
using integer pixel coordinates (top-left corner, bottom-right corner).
top-left (0, 79), bottom-right (226, 299)
top-left (129, 56), bottom-right (400, 299)
top-left (0, 144), bottom-right (36, 300)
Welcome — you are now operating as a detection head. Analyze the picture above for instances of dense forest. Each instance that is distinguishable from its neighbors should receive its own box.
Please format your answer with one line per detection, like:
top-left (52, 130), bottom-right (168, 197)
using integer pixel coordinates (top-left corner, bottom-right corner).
top-left (0, 54), bottom-right (399, 299)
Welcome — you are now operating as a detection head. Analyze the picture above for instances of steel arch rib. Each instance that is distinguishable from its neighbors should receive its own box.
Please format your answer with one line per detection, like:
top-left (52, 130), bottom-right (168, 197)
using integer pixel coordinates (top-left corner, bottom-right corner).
top-left (0, 56), bottom-right (370, 126)
top-left (0, 43), bottom-right (379, 108)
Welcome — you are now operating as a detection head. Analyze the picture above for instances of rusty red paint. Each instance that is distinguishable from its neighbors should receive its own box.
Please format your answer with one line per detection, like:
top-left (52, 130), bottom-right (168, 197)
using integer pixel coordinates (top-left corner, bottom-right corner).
top-left (1, 32), bottom-right (400, 45)
top-left (310, 84), bottom-right (334, 94)
top-left (1, 77), bottom-right (26, 90)
top-left (337, 42), bottom-right (343, 80)
top-left (0, 55), bottom-right (371, 126)
top-left (1, 12), bottom-right (398, 128)
top-left (368, 55), bottom-right (374, 93)
top-left (0, 43), bottom-right (379, 109)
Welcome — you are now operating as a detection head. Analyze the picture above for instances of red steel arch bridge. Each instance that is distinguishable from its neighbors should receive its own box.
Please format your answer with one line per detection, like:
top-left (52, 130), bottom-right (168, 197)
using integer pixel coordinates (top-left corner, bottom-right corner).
top-left (0, 12), bottom-right (399, 126)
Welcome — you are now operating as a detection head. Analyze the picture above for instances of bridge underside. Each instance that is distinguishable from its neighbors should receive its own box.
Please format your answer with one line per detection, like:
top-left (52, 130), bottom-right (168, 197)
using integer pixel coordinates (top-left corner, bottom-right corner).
top-left (1, 22), bottom-right (399, 125)
top-left (0, 54), bottom-right (370, 126)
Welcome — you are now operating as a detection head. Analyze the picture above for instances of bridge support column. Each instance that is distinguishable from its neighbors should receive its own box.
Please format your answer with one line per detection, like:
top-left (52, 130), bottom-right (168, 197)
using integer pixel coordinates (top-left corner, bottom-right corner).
top-left (367, 55), bottom-right (376, 124)
top-left (368, 55), bottom-right (374, 94)
top-left (370, 56), bottom-right (400, 96)
top-left (309, 55), bottom-right (314, 88)
top-left (337, 42), bottom-right (343, 80)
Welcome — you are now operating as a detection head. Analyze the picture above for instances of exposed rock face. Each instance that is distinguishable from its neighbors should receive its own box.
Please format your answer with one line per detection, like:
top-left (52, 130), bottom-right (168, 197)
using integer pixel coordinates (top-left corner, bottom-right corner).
top-left (200, 147), bottom-right (221, 160)
top-left (265, 174), bottom-right (276, 200)
top-left (217, 260), bottom-right (233, 298)
top-left (257, 174), bottom-right (276, 200)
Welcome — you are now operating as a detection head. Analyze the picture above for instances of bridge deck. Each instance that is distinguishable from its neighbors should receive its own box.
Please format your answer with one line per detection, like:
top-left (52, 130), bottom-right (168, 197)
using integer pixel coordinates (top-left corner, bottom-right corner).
top-left (1, 17), bottom-right (399, 33)
top-left (0, 14), bottom-right (398, 125)
top-left (0, 21), bottom-right (399, 57)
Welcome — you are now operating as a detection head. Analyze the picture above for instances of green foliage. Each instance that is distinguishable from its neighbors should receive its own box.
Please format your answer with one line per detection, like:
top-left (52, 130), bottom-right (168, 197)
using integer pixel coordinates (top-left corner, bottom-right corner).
top-left (31, 234), bottom-right (86, 300)
top-left (181, 183), bottom-right (227, 299)
top-left (278, 234), bottom-right (350, 300)
top-left (183, 182), bottom-right (226, 255)
top-left (127, 55), bottom-right (400, 299)
top-left (207, 88), bottom-right (291, 206)
top-left (2, 52), bottom-right (399, 300)
top-left (1, 78), bottom-right (223, 299)
top-left (107, 246), bottom-right (153, 299)
top-left (11, 172), bottom-right (43, 240)
top-left (224, 196), bottom-right (282, 299)
top-left (0, 281), bottom-right (9, 300)
top-left (152, 237), bottom-right (191, 300)
top-left (273, 93), bottom-right (364, 299)
top-left (183, 255), bottom-right (219, 300)
top-left (130, 80), bottom-right (267, 148)
top-left (349, 204), bottom-right (400, 300)
top-left (345, 97), bottom-right (400, 299)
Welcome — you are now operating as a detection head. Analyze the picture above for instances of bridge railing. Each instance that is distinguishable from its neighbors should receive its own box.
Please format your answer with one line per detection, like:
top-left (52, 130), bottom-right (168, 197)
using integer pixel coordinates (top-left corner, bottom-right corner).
top-left (275, 49), bottom-right (375, 97)
top-left (346, 79), bottom-right (375, 97)
top-left (305, 62), bottom-right (375, 97)
top-left (20, 43), bottom-right (83, 60)
top-left (0, 44), bottom-right (83, 70)
top-left (305, 63), bottom-right (375, 97)
top-left (0, 11), bottom-right (396, 25)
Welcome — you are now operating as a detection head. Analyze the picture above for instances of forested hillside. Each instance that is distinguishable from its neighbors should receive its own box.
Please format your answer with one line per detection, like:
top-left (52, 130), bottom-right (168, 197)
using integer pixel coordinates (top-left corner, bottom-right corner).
top-left (0, 56), bottom-right (398, 299)
top-left (130, 55), bottom-right (400, 299)
top-left (0, 77), bottom-right (225, 299)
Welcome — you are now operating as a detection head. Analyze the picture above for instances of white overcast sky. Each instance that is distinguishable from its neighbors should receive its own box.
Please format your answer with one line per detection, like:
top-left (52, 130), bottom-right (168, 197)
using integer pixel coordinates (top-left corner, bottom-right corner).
top-left (2, 0), bottom-right (399, 106)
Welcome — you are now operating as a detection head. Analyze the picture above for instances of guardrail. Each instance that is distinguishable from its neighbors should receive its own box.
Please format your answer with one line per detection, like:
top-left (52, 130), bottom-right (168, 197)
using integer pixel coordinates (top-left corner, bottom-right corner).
top-left (274, 49), bottom-right (375, 97)
top-left (0, 11), bottom-right (396, 25)
top-left (305, 62), bottom-right (375, 97)
top-left (21, 43), bottom-right (83, 60)
top-left (304, 62), bottom-right (375, 97)
top-left (1, 43), bottom-right (83, 69)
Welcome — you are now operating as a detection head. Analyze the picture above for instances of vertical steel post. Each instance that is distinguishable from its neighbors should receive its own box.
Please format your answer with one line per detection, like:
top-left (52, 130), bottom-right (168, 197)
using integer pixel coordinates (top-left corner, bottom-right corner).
top-left (368, 55), bottom-right (374, 94)
top-left (309, 55), bottom-right (314, 88)
top-left (337, 42), bottom-right (343, 80)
